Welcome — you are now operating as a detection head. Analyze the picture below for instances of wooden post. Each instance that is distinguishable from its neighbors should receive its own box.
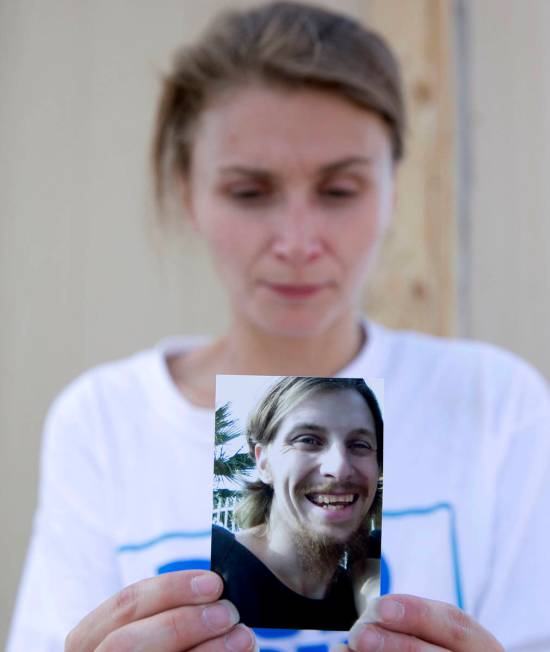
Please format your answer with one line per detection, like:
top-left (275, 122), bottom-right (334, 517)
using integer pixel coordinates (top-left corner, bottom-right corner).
top-left (361, 0), bottom-right (457, 336)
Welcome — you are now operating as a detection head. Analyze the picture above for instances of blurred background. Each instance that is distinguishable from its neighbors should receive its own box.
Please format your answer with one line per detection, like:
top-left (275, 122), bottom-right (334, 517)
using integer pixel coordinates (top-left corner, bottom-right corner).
top-left (1, 0), bottom-right (549, 645)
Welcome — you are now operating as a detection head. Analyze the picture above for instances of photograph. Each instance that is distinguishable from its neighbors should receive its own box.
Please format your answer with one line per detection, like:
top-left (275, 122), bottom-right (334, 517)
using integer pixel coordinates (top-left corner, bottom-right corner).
top-left (211, 375), bottom-right (384, 630)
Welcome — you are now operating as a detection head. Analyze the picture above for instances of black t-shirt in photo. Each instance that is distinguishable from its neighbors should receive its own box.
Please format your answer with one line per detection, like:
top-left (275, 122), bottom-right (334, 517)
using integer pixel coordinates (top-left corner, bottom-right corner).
top-left (211, 524), bottom-right (359, 631)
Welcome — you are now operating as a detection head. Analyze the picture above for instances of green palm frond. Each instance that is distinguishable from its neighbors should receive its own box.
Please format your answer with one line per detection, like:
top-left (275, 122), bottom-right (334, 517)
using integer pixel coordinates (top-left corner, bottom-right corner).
top-left (214, 451), bottom-right (255, 480)
top-left (214, 403), bottom-right (255, 487)
top-left (215, 402), bottom-right (242, 445)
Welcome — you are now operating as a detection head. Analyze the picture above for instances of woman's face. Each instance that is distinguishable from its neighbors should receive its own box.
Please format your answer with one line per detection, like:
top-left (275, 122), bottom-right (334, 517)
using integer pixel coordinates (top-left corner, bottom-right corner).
top-left (255, 388), bottom-right (380, 545)
top-left (185, 85), bottom-right (396, 338)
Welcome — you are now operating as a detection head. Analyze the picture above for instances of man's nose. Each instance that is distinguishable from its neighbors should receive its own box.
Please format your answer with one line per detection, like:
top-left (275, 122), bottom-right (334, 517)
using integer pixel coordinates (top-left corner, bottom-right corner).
top-left (271, 201), bottom-right (324, 265)
top-left (319, 443), bottom-right (353, 479)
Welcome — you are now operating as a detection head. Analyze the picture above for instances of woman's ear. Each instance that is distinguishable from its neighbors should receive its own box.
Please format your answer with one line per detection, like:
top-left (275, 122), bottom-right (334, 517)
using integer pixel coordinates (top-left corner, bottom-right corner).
top-left (255, 443), bottom-right (272, 484)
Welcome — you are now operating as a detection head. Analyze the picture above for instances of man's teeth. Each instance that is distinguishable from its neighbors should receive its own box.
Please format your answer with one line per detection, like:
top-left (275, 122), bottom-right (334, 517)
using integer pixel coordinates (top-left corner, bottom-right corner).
top-left (308, 493), bottom-right (356, 509)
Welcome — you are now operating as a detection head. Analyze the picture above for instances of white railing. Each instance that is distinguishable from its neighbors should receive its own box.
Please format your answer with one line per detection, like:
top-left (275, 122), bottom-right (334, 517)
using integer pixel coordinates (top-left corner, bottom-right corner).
top-left (212, 495), bottom-right (239, 532)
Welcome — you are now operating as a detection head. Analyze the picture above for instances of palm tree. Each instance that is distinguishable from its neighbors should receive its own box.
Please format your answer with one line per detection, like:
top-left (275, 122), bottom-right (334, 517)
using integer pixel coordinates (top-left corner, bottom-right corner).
top-left (214, 402), bottom-right (255, 491)
top-left (213, 403), bottom-right (256, 531)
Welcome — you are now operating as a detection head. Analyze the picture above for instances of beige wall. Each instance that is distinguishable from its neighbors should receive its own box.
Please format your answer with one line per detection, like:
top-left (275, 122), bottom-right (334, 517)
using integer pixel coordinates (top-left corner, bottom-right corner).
top-left (467, 0), bottom-right (550, 374)
top-left (1, 0), bottom-right (549, 647)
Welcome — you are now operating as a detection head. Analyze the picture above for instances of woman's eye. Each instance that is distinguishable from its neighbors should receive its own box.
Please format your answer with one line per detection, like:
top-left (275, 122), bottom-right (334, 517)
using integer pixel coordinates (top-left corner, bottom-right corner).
top-left (322, 187), bottom-right (356, 197)
top-left (319, 186), bottom-right (360, 201)
top-left (228, 186), bottom-right (268, 201)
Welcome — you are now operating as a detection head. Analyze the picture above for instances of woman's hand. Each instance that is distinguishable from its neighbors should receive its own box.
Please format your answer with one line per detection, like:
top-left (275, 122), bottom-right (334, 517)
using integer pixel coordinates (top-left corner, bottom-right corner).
top-left (65, 570), bottom-right (256, 652)
top-left (343, 594), bottom-right (504, 652)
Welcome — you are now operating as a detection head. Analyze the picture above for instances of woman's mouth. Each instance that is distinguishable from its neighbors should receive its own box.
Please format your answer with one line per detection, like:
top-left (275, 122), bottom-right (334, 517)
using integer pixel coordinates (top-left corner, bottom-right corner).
top-left (263, 282), bottom-right (327, 300)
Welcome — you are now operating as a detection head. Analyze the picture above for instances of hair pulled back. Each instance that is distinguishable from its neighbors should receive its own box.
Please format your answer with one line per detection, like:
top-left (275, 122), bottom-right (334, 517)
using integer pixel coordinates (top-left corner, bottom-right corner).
top-left (152, 1), bottom-right (406, 213)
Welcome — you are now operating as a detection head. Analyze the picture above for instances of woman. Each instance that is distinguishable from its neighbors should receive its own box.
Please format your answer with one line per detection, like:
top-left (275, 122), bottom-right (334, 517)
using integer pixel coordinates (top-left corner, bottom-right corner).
top-left (212, 376), bottom-right (383, 630)
top-left (7, 2), bottom-right (548, 651)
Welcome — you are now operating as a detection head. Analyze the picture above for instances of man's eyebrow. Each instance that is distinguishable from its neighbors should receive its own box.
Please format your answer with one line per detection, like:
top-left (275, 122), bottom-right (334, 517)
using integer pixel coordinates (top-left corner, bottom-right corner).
top-left (287, 423), bottom-right (327, 435)
top-left (347, 428), bottom-right (377, 439)
top-left (286, 424), bottom-right (376, 438)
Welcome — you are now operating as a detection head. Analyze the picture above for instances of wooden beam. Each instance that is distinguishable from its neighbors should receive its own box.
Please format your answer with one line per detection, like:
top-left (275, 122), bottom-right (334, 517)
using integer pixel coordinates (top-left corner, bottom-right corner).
top-left (361, 0), bottom-right (457, 336)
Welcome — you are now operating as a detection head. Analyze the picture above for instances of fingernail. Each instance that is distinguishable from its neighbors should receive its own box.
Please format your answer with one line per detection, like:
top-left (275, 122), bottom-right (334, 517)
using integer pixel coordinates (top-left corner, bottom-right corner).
top-left (349, 625), bottom-right (382, 652)
top-left (192, 573), bottom-right (221, 597)
top-left (225, 624), bottom-right (255, 652)
top-left (356, 597), bottom-right (404, 625)
top-left (203, 600), bottom-right (239, 631)
top-left (378, 598), bottom-right (404, 623)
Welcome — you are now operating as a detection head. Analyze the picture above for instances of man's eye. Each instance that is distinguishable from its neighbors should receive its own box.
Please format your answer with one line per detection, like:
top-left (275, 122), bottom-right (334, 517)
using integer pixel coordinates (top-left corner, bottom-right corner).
top-left (293, 435), bottom-right (322, 447)
top-left (350, 440), bottom-right (374, 452)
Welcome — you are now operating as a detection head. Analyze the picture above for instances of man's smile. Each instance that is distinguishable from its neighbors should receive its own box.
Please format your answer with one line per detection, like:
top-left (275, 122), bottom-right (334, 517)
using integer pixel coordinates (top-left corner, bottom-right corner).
top-left (305, 492), bottom-right (359, 510)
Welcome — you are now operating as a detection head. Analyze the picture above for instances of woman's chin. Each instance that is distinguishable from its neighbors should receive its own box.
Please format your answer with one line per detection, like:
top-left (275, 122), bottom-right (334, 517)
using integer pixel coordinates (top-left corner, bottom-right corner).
top-left (241, 297), bottom-right (351, 340)
top-left (250, 309), bottom-right (338, 339)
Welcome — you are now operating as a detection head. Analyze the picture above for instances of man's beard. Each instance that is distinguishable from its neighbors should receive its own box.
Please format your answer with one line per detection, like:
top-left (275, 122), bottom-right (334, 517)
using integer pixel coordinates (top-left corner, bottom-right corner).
top-left (293, 517), bottom-right (372, 579)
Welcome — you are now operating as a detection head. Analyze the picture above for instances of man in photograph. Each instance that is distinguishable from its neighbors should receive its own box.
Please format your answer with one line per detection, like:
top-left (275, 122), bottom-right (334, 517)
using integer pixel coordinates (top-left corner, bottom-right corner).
top-left (211, 376), bottom-right (383, 630)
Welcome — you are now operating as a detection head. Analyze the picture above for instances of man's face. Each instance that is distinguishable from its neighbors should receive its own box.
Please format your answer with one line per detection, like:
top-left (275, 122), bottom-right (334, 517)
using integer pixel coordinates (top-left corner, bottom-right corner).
top-left (256, 388), bottom-right (380, 546)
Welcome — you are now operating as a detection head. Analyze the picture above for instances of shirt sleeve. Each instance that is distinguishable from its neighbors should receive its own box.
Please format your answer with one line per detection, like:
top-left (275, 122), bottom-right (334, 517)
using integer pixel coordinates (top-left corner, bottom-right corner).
top-left (6, 375), bottom-right (122, 652)
top-left (476, 359), bottom-right (550, 651)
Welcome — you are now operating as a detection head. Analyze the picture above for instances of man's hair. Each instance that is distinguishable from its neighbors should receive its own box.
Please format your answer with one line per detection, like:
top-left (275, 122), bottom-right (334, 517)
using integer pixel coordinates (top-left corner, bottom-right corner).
top-left (235, 376), bottom-right (383, 529)
top-left (152, 1), bottom-right (406, 214)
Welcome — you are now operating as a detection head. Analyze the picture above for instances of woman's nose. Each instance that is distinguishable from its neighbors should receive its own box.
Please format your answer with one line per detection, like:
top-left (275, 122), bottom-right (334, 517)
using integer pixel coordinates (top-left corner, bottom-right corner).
top-left (271, 202), bottom-right (324, 265)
